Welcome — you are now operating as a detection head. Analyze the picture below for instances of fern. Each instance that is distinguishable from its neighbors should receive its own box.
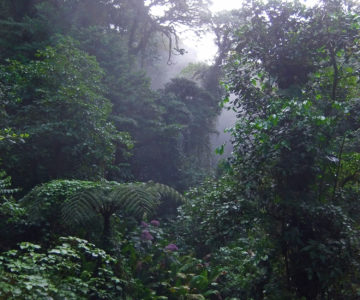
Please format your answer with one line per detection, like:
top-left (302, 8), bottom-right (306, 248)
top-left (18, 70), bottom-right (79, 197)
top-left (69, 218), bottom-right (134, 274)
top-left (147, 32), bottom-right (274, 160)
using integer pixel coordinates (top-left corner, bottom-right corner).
top-left (144, 181), bottom-right (185, 218)
top-left (21, 179), bottom-right (114, 224)
top-left (62, 183), bottom-right (162, 248)
top-left (0, 171), bottom-right (18, 199)
top-left (62, 182), bottom-right (184, 228)
top-left (21, 179), bottom-right (185, 248)
top-left (0, 170), bottom-right (25, 249)
top-left (144, 181), bottom-right (185, 204)
top-left (62, 184), bottom-right (159, 226)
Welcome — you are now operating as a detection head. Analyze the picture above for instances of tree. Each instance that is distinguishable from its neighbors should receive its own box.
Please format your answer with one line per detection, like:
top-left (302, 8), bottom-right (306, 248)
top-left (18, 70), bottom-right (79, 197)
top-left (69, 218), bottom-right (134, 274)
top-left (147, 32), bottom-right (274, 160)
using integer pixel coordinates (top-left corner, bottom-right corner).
top-left (0, 0), bottom-right (212, 64)
top-left (63, 182), bottom-right (184, 248)
top-left (214, 0), bottom-right (360, 298)
top-left (139, 78), bottom-right (221, 190)
top-left (113, 0), bottom-right (211, 62)
top-left (0, 38), bottom-right (130, 192)
top-left (163, 78), bottom-right (219, 160)
top-left (0, 0), bottom-right (220, 189)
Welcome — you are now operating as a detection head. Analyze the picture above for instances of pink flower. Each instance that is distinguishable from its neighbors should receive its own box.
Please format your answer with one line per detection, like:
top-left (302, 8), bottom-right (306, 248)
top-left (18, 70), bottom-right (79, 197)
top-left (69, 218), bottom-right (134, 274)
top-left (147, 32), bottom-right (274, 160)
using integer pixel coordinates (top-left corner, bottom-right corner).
top-left (165, 243), bottom-right (178, 251)
top-left (141, 230), bottom-right (154, 241)
top-left (141, 221), bottom-right (148, 228)
top-left (150, 220), bottom-right (160, 227)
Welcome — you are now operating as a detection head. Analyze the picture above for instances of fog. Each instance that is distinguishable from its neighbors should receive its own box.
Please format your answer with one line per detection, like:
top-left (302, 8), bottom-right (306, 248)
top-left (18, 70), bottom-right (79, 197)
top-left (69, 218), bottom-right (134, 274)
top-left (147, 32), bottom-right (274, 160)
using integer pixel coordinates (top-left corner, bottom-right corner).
top-left (145, 43), bottom-right (200, 90)
top-left (210, 101), bottom-right (236, 164)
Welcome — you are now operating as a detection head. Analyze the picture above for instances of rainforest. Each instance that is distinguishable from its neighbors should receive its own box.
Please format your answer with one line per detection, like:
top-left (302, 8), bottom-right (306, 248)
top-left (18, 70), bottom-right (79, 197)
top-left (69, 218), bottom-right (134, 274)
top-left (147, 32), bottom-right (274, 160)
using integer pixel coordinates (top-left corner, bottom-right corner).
top-left (1, 0), bottom-right (360, 299)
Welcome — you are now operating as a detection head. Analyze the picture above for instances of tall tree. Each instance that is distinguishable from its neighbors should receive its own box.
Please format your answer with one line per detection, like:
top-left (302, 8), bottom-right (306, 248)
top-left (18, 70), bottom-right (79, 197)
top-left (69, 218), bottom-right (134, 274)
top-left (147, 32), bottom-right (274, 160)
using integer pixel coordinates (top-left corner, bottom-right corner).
top-left (216, 0), bottom-right (360, 297)
top-left (0, 0), bottom-right (219, 190)
top-left (0, 0), bottom-right (212, 64)
top-left (0, 38), bottom-right (128, 191)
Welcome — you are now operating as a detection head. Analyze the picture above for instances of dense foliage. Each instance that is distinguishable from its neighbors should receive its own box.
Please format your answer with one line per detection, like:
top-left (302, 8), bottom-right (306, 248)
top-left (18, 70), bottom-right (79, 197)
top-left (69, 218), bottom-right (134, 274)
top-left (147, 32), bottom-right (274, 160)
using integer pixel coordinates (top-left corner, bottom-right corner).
top-left (0, 0), bottom-right (220, 191)
top-left (1, 0), bottom-right (360, 299)
top-left (178, 0), bottom-right (360, 299)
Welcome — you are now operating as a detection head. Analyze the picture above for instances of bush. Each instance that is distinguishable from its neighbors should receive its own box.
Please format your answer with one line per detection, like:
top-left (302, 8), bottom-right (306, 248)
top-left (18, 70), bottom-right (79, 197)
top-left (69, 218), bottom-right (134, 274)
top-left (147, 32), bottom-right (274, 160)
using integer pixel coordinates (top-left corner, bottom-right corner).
top-left (0, 237), bottom-right (131, 299)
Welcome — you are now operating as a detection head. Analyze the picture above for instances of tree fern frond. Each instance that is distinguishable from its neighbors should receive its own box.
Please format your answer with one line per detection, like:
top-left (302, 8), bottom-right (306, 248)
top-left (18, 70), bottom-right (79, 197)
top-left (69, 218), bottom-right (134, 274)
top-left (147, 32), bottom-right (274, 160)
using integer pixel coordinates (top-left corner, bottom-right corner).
top-left (62, 188), bottom-right (106, 227)
top-left (20, 185), bottom-right (46, 222)
top-left (62, 184), bottom-right (160, 229)
top-left (20, 179), bottom-right (111, 224)
top-left (112, 186), bottom-right (159, 217)
top-left (144, 182), bottom-right (186, 218)
top-left (145, 182), bottom-right (185, 204)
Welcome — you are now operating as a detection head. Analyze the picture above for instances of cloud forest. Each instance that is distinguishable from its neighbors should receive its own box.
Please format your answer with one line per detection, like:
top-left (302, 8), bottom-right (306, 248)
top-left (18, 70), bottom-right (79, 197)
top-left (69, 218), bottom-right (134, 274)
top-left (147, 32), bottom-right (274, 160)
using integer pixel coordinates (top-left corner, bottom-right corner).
top-left (1, 0), bottom-right (360, 299)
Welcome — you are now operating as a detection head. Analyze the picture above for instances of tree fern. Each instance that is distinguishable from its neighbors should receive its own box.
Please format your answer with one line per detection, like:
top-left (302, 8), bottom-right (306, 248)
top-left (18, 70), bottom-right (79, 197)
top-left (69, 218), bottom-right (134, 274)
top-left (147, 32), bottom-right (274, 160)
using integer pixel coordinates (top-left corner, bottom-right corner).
top-left (62, 183), bottom-right (161, 248)
top-left (62, 182), bottom-right (185, 229)
top-left (62, 184), bottom-right (159, 225)
top-left (21, 179), bottom-right (185, 248)
top-left (21, 179), bottom-right (113, 224)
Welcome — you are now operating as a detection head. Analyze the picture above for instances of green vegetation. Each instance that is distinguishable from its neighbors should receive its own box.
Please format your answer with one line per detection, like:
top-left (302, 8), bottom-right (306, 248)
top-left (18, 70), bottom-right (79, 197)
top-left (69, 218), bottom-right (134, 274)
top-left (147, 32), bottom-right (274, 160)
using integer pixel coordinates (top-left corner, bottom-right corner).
top-left (1, 0), bottom-right (360, 299)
